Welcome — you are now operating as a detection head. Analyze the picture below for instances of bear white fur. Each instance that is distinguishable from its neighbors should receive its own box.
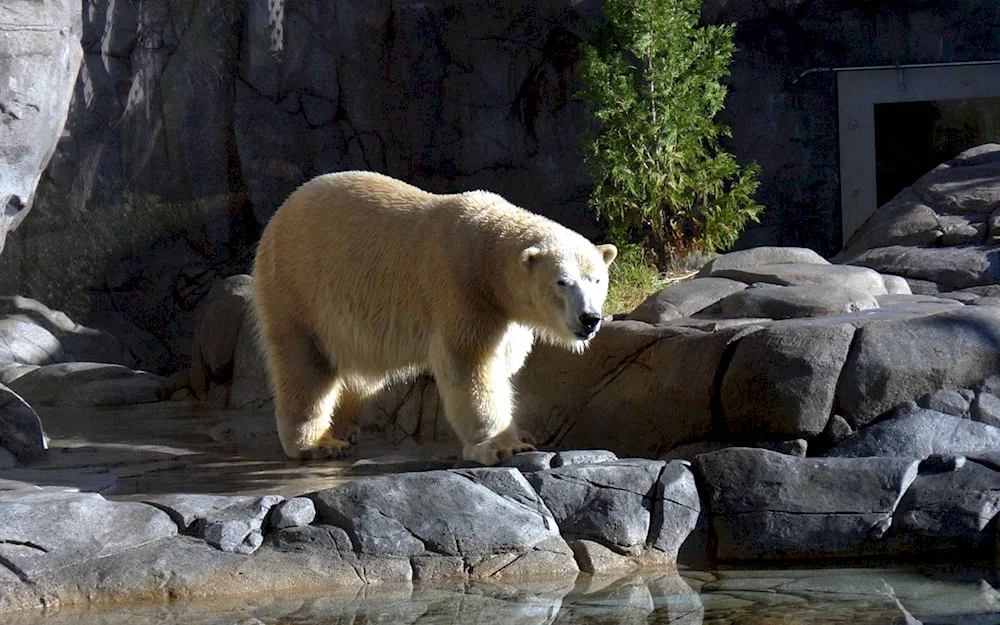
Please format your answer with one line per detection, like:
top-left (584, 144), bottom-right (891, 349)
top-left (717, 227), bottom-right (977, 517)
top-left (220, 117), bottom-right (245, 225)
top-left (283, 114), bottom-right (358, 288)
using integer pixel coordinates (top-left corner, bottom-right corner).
top-left (251, 171), bottom-right (617, 465)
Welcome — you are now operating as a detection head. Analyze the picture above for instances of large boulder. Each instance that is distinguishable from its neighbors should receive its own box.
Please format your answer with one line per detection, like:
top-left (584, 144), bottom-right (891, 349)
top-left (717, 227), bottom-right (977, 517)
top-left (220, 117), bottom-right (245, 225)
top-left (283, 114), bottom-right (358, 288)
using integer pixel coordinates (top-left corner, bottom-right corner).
top-left (693, 448), bottom-right (920, 560)
top-left (0, 0), bottom-right (82, 254)
top-left (823, 410), bottom-right (1000, 458)
top-left (835, 306), bottom-right (1000, 427)
top-left (837, 145), bottom-right (1000, 290)
top-left (0, 384), bottom-right (45, 463)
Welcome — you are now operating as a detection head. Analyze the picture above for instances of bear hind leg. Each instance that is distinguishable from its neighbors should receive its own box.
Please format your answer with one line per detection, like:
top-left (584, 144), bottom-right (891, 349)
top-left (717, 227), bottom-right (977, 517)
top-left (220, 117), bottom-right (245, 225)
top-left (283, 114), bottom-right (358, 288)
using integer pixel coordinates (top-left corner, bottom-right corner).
top-left (264, 325), bottom-right (354, 460)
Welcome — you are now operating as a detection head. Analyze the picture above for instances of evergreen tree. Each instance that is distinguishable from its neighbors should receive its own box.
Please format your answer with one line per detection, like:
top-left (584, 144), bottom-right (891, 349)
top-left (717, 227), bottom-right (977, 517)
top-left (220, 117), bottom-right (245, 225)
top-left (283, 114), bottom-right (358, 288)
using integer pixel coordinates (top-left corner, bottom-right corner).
top-left (580, 0), bottom-right (762, 271)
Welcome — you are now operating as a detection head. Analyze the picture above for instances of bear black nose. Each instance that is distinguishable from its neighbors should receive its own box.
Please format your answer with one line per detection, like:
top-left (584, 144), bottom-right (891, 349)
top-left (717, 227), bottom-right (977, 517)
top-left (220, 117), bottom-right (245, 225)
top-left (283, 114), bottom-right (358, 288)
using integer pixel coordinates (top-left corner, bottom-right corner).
top-left (579, 312), bottom-right (602, 333)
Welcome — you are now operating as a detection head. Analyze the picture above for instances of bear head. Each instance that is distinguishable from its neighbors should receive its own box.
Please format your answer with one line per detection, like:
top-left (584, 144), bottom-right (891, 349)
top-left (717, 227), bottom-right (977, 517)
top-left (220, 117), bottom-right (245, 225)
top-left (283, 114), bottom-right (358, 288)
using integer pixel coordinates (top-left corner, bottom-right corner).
top-left (519, 238), bottom-right (617, 352)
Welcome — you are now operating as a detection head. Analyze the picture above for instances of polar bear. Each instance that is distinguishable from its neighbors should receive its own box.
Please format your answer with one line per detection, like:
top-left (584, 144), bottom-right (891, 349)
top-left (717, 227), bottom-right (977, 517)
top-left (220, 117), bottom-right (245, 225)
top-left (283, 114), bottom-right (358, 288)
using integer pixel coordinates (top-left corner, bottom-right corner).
top-left (251, 171), bottom-right (617, 465)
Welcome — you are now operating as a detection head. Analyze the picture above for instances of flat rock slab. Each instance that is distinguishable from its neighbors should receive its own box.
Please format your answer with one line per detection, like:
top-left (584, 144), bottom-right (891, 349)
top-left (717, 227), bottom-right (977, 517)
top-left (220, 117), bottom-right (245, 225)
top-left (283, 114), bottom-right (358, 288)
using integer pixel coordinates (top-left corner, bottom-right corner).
top-left (312, 467), bottom-right (564, 558)
top-left (716, 285), bottom-right (879, 320)
top-left (693, 448), bottom-right (919, 560)
top-left (0, 489), bottom-right (177, 581)
top-left (823, 410), bottom-right (1000, 458)
top-left (697, 247), bottom-right (829, 277)
top-left (627, 277), bottom-right (747, 324)
top-left (7, 362), bottom-right (167, 407)
top-left (710, 263), bottom-right (889, 296)
top-left (845, 245), bottom-right (1000, 290)
top-left (835, 306), bottom-right (1000, 427)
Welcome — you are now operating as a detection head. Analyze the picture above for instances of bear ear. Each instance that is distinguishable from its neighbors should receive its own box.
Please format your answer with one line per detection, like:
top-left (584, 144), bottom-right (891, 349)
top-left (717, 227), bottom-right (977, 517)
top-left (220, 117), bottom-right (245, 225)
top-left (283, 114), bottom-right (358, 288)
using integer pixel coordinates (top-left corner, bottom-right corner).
top-left (520, 246), bottom-right (542, 271)
top-left (597, 244), bottom-right (618, 267)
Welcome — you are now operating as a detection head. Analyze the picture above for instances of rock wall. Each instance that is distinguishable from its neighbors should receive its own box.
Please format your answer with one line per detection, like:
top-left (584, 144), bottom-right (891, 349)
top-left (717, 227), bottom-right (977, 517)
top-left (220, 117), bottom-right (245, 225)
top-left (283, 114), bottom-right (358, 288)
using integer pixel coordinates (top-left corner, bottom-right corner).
top-left (0, 0), bottom-right (82, 254)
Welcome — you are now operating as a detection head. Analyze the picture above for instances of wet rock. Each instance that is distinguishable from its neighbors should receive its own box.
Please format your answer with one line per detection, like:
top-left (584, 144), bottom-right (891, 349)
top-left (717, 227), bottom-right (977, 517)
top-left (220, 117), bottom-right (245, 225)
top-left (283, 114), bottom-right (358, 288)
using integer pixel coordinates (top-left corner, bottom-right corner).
top-left (7, 362), bottom-right (167, 407)
top-left (721, 321), bottom-right (854, 438)
top-left (709, 263), bottom-right (889, 296)
top-left (697, 247), bottom-right (829, 278)
top-left (835, 306), bottom-right (1000, 427)
top-left (269, 497), bottom-right (316, 530)
top-left (693, 448), bottom-right (920, 560)
top-left (526, 459), bottom-right (699, 557)
top-left (715, 284), bottom-right (878, 320)
top-left (312, 468), bottom-right (567, 561)
top-left (0, 490), bottom-right (177, 580)
top-left (627, 277), bottom-right (747, 324)
top-left (823, 410), bottom-right (1000, 458)
top-left (919, 388), bottom-right (974, 417)
top-left (0, 384), bottom-right (45, 463)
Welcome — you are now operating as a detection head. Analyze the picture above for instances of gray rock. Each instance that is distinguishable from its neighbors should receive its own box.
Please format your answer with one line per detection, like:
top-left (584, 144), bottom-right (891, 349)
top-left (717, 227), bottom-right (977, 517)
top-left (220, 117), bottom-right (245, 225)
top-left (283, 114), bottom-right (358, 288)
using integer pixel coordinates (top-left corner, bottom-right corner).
top-left (659, 440), bottom-right (733, 461)
top-left (721, 321), bottom-right (854, 438)
top-left (514, 321), bottom-right (734, 458)
top-left (0, 490), bottom-right (177, 580)
top-left (844, 245), bottom-right (1000, 291)
top-left (758, 439), bottom-right (808, 457)
top-left (887, 460), bottom-right (1000, 552)
top-left (551, 449), bottom-right (618, 467)
top-left (526, 459), bottom-right (699, 557)
top-left (915, 161), bottom-right (1000, 215)
top-left (200, 495), bottom-right (284, 554)
top-left (835, 188), bottom-right (942, 260)
top-left (904, 278), bottom-right (950, 295)
top-left (227, 315), bottom-right (273, 410)
top-left (820, 414), bottom-right (854, 447)
top-left (313, 468), bottom-right (562, 558)
top-left (919, 388), bottom-right (973, 417)
top-left (627, 277), bottom-right (747, 324)
top-left (0, 364), bottom-right (39, 385)
top-left (7, 362), bottom-right (166, 407)
top-left (500, 451), bottom-right (554, 473)
top-left (697, 247), bottom-right (829, 278)
top-left (0, 0), bottom-right (82, 254)
top-left (0, 297), bottom-right (131, 366)
top-left (269, 497), bottom-right (316, 530)
top-left (0, 317), bottom-right (65, 366)
top-left (712, 263), bottom-right (889, 297)
top-left (823, 410), bottom-right (1000, 458)
top-left (189, 275), bottom-right (253, 399)
top-left (0, 384), bottom-right (45, 463)
top-left (978, 374), bottom-right (1000, 397)
top-left (836, 306), bottom-right (1000, 427)
top-left (937, 214), bottom-right (986, 246)
top-left (143, 493), bottom-right (259, 531)
top-left (716, 284), bottom-right (878, 320)
top-left (693, 448), bottom-right (920, 560)
top-left (972, 392), bottom-right (1000, 428)
top-left (0, 447), bottom-right (16, 470)
top-left (937, 291), bottom-right (979, 303)
top-left (880, 274), bottom-right (912, 295)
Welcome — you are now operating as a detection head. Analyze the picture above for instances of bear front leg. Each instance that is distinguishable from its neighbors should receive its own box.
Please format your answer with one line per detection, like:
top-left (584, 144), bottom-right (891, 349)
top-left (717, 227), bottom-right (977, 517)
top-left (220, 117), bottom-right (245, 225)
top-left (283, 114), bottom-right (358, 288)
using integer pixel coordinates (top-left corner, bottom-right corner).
top-left (431, 345), bottom-right (535, 465)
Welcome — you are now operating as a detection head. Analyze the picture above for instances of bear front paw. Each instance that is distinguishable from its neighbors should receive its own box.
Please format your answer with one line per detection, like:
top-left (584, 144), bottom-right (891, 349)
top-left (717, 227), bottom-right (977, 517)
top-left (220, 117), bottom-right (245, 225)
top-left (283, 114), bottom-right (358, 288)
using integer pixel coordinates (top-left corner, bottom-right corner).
top-left (297, 432), bottom-right (355, 461)
top-left (463, 434), bottom-right (536, 466)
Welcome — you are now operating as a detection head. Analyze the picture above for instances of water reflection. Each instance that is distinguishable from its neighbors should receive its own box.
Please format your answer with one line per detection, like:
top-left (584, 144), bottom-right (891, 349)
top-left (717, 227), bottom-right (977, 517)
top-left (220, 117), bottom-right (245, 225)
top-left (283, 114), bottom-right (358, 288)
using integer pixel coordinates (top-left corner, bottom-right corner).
top-left (8, 565), bottom-right (1000, 624)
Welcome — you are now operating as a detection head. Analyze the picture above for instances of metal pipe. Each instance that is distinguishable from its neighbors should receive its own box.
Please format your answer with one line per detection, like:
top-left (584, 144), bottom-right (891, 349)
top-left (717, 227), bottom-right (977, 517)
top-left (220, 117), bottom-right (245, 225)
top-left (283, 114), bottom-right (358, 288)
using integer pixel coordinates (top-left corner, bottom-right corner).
top-left (792, 59), bottom-right (1000, 86)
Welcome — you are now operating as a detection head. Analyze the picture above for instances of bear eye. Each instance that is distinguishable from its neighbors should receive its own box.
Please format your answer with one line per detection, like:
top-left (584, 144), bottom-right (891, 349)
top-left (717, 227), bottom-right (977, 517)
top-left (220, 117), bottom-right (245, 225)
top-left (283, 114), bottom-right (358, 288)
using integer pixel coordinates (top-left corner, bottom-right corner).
top-left (557, 279), bottom-right (568, 287)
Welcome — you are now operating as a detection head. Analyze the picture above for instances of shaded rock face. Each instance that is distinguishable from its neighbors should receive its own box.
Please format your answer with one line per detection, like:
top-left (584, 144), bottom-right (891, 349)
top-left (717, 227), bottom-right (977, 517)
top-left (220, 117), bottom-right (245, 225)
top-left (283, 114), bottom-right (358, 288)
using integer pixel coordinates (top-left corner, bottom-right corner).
top-left (837, 145), bottom-right (1000, 291)
top-left (0, 0), bottom-right (83, 255)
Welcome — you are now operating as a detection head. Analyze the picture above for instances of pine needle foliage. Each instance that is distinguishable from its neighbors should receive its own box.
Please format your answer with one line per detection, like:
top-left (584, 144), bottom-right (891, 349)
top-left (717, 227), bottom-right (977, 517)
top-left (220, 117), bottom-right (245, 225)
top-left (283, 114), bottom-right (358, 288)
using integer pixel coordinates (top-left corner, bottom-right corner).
top-left (579, 0), bottom-right (763, 271)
